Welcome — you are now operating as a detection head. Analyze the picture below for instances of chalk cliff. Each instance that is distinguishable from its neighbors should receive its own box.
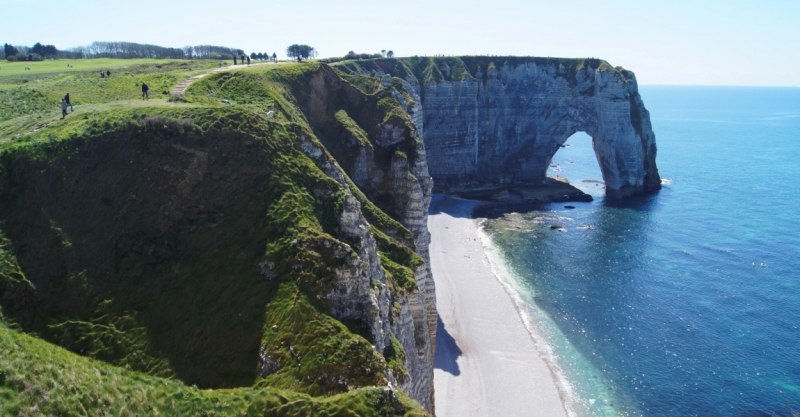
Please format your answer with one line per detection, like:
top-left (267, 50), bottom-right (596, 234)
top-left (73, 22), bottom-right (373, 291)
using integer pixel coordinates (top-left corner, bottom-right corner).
top-left (334, 57), bottom-right (661, 199)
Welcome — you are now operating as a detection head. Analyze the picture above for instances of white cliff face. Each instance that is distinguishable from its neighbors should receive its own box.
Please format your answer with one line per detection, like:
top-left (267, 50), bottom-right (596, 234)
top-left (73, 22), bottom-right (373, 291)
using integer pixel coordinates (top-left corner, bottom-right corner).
top-left (419, 60), bottom-right (660, 198)
top-left (340, 58), bottom-right (661, 198)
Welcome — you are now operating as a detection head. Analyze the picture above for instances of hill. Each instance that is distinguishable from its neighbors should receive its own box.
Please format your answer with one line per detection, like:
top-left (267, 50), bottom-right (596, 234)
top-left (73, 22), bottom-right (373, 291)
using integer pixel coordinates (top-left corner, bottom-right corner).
top-left (0, 60), bottom-right (433, 415)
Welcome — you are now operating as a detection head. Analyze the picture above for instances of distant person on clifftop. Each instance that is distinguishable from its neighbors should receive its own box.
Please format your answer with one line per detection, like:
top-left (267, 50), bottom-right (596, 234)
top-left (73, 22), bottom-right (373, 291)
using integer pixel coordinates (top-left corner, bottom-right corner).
top-left (64, 93), bottom-right (73, 112)
top-left (141, 82), bottom-right (149, 100)
top-left (60, 99), bottom-right (68, 119)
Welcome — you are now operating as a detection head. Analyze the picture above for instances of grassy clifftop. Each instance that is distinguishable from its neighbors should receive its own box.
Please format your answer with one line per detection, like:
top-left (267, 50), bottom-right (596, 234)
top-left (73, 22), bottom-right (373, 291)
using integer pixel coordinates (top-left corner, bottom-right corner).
top-left (332, 56), bottom-right (632, 86)
top-left (0, 62), bottom-right (429, 415)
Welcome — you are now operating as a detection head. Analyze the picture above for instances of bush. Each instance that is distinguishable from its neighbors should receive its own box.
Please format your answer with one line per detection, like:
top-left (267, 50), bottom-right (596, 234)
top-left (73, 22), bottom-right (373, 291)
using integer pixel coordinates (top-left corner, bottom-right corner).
top-left (29, 53), bottom-right (43, 62)
top-left (344, 51), bottom-right (382, 60)
top-left (15, 53), bottom-right (27, 61)
top-left (6, 55), bottom-right (17, 62)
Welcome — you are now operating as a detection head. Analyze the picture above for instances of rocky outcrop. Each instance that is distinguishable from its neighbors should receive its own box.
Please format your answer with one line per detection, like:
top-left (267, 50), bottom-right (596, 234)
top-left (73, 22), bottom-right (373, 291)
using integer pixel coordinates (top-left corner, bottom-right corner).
top-left (292, 67), bottom-right (436, 411)
top-left (334, 57), bottom-right (661, 199)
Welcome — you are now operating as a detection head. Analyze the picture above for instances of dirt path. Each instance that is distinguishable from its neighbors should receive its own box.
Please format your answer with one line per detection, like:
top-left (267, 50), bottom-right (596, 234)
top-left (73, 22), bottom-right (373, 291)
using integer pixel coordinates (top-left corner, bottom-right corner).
top-left (170, 61), bottom-right (285, 95)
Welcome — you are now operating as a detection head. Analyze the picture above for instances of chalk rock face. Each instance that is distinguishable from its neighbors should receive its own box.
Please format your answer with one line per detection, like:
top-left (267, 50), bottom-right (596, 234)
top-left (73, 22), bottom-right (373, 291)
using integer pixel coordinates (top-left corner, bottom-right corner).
top-left (336, 57), bottom-right (661, 198)
top-left (420, 60), bottom-right (660, 198)
top-left (294, 67), bottom-right (436, 411)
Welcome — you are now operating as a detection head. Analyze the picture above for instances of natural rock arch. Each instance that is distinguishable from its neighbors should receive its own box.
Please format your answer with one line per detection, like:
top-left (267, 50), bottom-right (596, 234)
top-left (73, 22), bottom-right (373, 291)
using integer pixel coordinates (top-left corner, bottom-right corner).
top-left (335, 57), bottom-right (661, 199)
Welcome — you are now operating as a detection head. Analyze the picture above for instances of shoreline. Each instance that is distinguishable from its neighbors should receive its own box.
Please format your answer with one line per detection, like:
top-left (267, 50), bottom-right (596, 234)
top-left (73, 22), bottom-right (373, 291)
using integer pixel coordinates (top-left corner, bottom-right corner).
top-left (430, 194), bottom-right (572, 416)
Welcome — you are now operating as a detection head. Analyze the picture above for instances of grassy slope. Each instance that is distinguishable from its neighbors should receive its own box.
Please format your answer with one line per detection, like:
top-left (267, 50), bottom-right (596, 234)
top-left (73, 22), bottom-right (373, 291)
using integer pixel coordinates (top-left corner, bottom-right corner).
top-left (184, 64), bottom-right (423, 263)
top-left (0, 62), bottom-right (428, 415)
top-left (0, 322), bottom-right (424, 417)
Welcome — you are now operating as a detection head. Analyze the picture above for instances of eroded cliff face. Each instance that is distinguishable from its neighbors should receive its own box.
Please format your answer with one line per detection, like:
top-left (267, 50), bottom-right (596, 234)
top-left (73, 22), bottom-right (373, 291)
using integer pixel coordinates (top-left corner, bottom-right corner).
top-left (335, 57), bottom-right (661, 199)
top-left (286, 66), bottom-right (436, 410)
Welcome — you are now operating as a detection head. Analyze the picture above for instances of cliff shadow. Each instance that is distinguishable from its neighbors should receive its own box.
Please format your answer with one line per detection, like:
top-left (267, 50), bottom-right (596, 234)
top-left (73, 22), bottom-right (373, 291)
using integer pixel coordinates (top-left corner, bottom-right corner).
top-left (601, 189), bottom-right (663, 212)
top-left (433, 314), bottom-right (462, 376)
top-left (428, 194), bottom-right (481, 219)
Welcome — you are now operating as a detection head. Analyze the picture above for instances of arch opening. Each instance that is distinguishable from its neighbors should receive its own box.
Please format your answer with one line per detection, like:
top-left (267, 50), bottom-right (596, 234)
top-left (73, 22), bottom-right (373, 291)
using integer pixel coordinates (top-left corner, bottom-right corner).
top-left (546, 131), bottom-right (606, 197)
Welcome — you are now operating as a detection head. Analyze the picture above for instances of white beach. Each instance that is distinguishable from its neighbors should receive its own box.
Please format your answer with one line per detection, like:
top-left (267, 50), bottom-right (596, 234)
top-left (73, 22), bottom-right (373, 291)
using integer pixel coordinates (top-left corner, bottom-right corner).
top-left (430, 195), bottom-right (569, 417)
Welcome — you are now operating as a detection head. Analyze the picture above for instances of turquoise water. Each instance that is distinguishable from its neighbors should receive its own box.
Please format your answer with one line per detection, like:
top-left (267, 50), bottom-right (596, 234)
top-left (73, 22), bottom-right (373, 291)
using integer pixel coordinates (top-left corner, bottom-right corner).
top-left (483, 87), bottom-right (800, 416)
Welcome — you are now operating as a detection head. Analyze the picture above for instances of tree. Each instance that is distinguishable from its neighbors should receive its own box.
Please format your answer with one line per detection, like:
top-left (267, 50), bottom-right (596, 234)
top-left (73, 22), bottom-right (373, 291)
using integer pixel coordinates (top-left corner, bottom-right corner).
top-left (386, 50), bottom-right (394, 58)
top-left (381, 49), bottom-right (386, 57)
top-left (31, 42), bottom-right (45, 56)
top-left (4, 43), bottom-right (18, 59)
top-left (286, 44), bottom-right (316, 60)
top-left (30, 42), bottom-right (58, 58)
top-left (44, 44), bottom-right (57, 57)
top-left (188, 45), bottom-right (244, 59)
top-left (250, 52), bottom-right (257, 60)
top-left (72, 41), bottom-right (185, 59)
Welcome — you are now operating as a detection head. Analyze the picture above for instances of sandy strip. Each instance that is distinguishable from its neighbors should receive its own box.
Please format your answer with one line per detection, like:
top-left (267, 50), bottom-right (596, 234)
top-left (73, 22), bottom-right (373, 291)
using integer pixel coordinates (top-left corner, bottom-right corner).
top-left (430, 195), bottom-right (568, 417)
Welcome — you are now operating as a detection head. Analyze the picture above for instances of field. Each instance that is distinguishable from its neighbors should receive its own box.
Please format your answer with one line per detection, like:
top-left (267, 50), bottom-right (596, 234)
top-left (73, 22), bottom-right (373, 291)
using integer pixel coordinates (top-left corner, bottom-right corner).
top-left (0, 60), bottom-right (222, 138)
top-left (0, 58), bottom-right (232, 78)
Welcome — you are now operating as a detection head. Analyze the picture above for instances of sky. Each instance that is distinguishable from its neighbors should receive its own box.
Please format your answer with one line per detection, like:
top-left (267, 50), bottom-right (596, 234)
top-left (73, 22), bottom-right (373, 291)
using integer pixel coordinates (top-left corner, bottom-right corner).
top-left (2, 0), bottom-right (798, 86)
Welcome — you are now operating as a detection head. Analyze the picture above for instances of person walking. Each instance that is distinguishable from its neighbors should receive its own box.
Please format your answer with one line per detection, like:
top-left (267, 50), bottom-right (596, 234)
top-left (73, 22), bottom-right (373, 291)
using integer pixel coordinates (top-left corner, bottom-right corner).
top-left (246, 56), bottom-right (250, 66)
top-left (64, 93), bottom-right (73, 112)
top-left (61, 99), bottom-right (68, 119)
top-left (241, 55), bottom-right (246, 66)
top-left (106, 70), bottom-right (111, 77)
top-left (234, 56), bottom-right (237, 65)
top-left (141, 82), bottom-right (149, 100)
top-left (100, 70), bottom-right (105, 78)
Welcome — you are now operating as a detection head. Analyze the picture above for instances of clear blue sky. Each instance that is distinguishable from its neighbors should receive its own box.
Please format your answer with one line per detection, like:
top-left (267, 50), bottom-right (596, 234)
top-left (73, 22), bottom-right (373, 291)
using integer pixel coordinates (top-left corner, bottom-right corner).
top-left (2, 0), bottom-right (798, 86)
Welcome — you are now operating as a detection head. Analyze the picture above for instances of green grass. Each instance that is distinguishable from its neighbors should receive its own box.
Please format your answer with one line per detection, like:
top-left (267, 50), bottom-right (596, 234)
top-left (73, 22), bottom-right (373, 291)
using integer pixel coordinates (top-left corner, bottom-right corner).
top-left (0, 60), bottom-right (217, 123)
top-left (0, 58), bottom-right (220, 78)
top-left (259, 282), bottom-right (389, 395)
top-left (0, 322), bottom-right (425, 416)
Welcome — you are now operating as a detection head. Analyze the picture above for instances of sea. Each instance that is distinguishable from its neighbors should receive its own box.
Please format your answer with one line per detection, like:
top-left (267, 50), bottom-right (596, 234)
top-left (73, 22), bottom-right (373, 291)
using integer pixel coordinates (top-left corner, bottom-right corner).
top-left (479, 86), bottom-right (800, 416)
